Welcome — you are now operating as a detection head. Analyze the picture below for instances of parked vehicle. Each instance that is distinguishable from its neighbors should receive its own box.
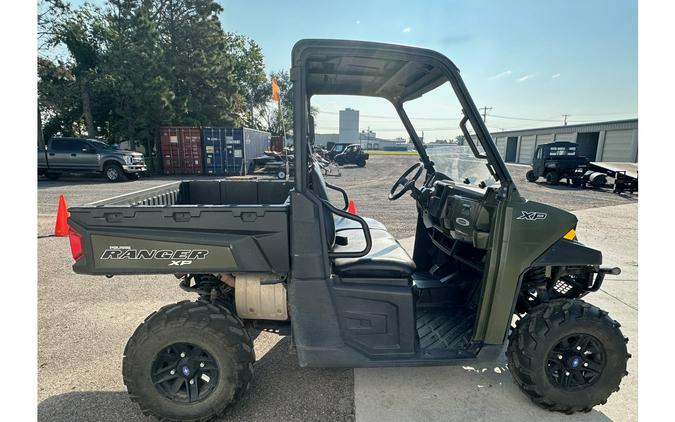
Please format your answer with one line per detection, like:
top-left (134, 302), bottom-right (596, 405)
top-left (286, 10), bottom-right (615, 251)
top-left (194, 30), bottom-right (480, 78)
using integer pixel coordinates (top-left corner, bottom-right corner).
top-left (38, 137), bottom-right (146, 182)
top-left (326, 142), bottom-right (352, 160)
top-left (334, 143), bottom-right (369, 167)
top-left (66, 40), bottom-right (629, 421)
top-left (526, 142), bottom-right (607, 187)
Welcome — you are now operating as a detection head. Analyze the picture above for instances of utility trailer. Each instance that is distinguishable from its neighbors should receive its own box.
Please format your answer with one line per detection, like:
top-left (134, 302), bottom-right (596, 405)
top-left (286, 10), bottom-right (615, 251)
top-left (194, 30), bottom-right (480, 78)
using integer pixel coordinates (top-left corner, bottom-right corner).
top-left (588, 162), bottom-right (638, 194)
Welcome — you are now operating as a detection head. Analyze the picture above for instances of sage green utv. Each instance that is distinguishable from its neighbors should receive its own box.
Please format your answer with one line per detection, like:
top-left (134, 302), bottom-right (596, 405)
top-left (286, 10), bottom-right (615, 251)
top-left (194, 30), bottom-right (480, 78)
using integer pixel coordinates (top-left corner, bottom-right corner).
top-left (68, 39), bottom-right (630, 421)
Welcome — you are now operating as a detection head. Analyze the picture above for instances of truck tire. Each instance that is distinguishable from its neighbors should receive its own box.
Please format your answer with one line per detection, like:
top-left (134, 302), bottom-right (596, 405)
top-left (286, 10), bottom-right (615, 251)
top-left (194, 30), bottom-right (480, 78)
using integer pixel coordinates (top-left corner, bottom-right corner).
top-left (356, 158), bottom-right (366, 167)
top-left (506, 299), bottom-right (629, 414)
top-left (277, 170), bottom-right (286, 179)
top-left (123, 300), bottom-right (255, 422)
top-left (104, 163), bottom-right (126, 182)
top-left (335, 156), bottom-right (345, 166)
top-left (525, 170), bottom-right (538, 182)
top-left (545, 171), bottom-right (560, 185)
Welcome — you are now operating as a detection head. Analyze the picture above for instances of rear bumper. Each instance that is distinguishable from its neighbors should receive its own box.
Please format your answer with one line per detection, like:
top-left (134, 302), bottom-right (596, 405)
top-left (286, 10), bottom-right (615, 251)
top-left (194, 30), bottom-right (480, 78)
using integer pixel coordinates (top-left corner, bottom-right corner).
top-left (122, 164), bottom-right (147, 173)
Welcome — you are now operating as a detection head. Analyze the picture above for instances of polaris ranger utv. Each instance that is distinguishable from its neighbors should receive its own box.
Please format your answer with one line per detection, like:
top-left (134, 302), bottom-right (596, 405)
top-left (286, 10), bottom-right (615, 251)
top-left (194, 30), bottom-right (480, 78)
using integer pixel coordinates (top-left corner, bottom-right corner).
top-left (67, 39), bottom-right (629, 421)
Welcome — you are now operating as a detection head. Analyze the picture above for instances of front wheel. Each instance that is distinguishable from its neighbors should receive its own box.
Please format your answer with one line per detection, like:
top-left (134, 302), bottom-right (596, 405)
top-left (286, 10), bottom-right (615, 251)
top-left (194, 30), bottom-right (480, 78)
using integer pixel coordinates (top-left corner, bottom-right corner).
top-left (525, 170), bottom-right (538, 182)
top-left (356, 159), bottom-right (366, 167)
top-left (104, 163), bottom-right (126, 182)
top-left (507, 299), bottom-right (629, 413)
top-left (123, 301), bottom-right (255, 422)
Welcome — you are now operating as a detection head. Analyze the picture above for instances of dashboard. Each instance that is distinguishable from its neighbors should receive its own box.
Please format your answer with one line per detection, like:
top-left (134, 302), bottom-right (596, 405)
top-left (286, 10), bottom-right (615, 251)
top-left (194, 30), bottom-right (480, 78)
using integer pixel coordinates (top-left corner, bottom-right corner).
top-left (418, 174), bottom-right (494, 250)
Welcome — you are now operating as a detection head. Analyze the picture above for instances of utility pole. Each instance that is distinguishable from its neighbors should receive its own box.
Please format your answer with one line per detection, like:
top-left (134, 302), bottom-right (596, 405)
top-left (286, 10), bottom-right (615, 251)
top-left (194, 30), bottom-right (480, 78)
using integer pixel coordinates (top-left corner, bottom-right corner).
top-left (562, 114), bottom-right (570, 126)
top-left (479, 106), bottom-right (492, 122)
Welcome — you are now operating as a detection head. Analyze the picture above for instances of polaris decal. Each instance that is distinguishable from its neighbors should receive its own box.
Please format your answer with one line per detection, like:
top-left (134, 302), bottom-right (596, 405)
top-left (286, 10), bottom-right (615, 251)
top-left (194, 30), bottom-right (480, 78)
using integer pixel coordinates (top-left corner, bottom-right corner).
top-left (101, 246), bottom-right (208, 266)
top-left (517, 211), bottom-right (547, 221)
top-left (455, 217), bottom-right (470, 227)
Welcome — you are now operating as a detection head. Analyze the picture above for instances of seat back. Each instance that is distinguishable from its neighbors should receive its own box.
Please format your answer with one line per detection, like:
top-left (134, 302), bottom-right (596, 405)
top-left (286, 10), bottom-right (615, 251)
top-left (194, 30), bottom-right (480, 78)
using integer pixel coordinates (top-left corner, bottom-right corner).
top-left (308, 161), bottom-right (336, 249)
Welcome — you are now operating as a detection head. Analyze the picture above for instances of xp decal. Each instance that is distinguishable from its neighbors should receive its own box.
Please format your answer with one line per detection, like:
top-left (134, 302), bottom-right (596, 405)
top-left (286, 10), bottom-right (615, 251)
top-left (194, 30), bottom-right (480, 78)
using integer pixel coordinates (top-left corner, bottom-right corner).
top-left (516, 211), bottom-right (547, 221)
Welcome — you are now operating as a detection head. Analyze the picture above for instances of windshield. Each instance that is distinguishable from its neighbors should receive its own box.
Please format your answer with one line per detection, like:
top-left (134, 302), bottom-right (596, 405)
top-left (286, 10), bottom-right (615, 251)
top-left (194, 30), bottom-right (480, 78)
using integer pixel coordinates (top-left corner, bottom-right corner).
top-left (549, 145), bottom-right (577, 156)
top-left (403, 81), bottom-right (498, 188)
top-left (427, 144), bottom-right (498, 188)
top-left (89, 140), bottom-right (118, 151)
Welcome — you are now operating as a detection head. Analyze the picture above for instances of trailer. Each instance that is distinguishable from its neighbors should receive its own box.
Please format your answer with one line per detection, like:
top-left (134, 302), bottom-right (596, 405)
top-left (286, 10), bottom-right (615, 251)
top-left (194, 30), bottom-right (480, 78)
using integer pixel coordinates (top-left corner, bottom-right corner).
top-left (588, 162), bottom-right (638, 194)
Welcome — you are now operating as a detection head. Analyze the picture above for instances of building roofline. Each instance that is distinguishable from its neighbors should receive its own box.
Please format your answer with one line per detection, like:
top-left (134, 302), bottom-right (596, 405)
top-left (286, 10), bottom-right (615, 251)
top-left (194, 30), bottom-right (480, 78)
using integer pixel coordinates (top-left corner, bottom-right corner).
top-left (490, 118), bottom-right (637, 136)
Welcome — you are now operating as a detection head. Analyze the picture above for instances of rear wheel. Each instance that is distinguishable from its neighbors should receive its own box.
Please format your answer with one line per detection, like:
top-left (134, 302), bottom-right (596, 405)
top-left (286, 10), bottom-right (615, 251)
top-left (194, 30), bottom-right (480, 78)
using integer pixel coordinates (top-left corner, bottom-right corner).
top-left (104, 163), bottom-right (126, 182)
top-left (507, 299), bottom-right (629, 413)
top-left (356, 158), bottom-right (366, 167)
top-left (123, 301), bottom-right (255, 422)
top-left (335, 156), bottom-right (345, 166)
top-left (277, 170), bottom-right (286, 179)
top-left (525, 170), bottom-right (538, 182)
top-left (545, 171), bottom-right (560, 185)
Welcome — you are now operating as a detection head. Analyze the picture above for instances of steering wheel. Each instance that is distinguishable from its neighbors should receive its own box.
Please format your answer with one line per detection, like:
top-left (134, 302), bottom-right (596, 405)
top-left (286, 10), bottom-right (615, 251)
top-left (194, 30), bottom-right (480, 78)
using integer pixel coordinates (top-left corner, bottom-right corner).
top-left (389, 162), bottom-right (424, 200)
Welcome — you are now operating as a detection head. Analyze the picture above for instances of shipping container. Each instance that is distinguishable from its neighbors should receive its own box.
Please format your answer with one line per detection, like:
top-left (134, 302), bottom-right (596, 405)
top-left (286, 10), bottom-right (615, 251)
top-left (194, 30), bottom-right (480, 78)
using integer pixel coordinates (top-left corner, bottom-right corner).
top-left (201, 127), bottom-right (271, 176)
top-left (160, 127), bottom-right (203, 175)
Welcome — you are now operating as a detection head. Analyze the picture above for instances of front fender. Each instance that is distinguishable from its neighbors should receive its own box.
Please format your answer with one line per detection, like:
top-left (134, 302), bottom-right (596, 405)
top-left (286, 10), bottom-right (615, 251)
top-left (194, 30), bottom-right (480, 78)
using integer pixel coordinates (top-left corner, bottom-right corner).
top-left (532, 239), bottom-right (602, 267)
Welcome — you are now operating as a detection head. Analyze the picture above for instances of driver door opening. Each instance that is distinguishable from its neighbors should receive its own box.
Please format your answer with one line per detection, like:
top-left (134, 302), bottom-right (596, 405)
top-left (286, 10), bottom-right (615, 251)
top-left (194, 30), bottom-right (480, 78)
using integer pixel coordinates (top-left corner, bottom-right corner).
top-left (306, 86), bottom-right (500, 359)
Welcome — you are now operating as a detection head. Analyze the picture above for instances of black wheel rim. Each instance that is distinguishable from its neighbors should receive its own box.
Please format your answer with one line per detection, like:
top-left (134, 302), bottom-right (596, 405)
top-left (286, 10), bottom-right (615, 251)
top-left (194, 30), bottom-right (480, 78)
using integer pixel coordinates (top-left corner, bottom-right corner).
top-left (546, 333), bottom-right (605, 390)
top-left (151, 342), bottom-right (219, 403)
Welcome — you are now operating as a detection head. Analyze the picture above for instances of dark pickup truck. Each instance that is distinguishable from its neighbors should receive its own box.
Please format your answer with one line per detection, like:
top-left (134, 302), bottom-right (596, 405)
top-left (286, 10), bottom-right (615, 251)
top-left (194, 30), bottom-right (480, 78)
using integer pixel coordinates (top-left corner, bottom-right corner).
top-left (38, 137), bottom-right (146, 182)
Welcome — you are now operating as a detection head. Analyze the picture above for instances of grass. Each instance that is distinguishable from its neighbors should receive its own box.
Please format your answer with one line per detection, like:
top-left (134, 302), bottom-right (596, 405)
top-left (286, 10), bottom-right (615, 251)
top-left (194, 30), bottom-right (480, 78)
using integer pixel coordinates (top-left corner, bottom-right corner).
top-left (366, 150), bottom-right (417, 156)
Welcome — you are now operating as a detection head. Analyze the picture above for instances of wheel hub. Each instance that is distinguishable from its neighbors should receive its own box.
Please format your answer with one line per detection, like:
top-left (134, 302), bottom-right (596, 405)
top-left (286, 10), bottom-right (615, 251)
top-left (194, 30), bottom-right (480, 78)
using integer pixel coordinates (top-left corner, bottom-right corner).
top-left (151, 342), bottom-right (219, 403)
top-left (546, 333), bottom-right (606, 390)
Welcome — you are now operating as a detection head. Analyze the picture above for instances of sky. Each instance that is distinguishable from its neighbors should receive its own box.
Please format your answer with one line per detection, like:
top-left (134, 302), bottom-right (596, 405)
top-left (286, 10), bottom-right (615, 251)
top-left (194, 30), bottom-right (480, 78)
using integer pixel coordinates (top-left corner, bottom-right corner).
top-left (67, 0), bottom-right (638, 141)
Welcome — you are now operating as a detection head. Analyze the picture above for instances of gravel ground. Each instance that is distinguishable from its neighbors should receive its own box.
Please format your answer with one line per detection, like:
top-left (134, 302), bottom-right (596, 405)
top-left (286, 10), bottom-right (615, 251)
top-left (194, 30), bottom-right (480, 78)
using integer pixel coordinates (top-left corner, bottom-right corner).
top-left (37, 155), bottom-right (637, 421)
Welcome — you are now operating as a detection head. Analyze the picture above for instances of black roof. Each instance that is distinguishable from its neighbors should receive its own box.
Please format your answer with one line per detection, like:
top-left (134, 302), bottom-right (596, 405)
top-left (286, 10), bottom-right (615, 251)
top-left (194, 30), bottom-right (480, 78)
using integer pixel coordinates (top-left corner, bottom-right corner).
top-left (292, 39), bottom-right (458, 102)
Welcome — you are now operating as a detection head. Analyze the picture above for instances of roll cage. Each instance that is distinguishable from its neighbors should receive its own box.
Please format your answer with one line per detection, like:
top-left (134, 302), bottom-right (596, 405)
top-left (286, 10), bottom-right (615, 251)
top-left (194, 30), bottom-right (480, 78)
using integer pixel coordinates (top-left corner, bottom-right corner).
top-left (291, 39), bottom-right (516, 194)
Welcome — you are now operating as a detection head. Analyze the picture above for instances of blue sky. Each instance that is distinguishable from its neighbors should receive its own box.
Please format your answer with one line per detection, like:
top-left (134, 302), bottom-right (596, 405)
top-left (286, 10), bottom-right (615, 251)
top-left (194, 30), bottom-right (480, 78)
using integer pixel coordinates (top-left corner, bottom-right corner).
top-left (67, 0), bottom-right (638, 140)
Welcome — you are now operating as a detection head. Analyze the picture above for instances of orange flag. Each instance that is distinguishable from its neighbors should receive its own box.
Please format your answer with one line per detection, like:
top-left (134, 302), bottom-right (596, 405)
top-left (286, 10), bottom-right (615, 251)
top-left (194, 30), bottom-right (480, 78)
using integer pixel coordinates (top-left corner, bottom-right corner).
top-left (271, 78), bottom-right (281, 102)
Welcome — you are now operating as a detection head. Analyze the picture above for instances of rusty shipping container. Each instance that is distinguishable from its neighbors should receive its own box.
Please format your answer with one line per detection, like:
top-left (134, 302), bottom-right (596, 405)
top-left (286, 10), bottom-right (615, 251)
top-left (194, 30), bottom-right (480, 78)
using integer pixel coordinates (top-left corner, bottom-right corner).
top-left (159, 127), bottom-right (204, 175)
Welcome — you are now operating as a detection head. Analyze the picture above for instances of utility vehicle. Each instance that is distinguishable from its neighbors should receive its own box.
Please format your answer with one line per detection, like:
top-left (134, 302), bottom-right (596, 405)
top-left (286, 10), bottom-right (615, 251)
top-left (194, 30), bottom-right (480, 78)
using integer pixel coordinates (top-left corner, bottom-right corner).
top-left (67, 40), bottom-right (629, 421)
top-left (334, 143), bottom-right (369, 167)
top-left (526, 141), bottom-right (606, 187)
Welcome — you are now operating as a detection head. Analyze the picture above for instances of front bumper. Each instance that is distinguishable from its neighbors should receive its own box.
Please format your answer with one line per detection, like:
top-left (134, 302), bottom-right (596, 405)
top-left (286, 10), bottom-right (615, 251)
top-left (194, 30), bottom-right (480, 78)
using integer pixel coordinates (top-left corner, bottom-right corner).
top-left (122, 164), bottom-right (147, 173)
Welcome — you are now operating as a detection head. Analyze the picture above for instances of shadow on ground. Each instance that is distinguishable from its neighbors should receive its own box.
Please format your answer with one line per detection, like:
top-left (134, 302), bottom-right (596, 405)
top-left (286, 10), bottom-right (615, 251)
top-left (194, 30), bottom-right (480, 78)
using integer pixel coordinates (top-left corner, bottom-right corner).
top-left (38, 338), bottom-right (354, 422)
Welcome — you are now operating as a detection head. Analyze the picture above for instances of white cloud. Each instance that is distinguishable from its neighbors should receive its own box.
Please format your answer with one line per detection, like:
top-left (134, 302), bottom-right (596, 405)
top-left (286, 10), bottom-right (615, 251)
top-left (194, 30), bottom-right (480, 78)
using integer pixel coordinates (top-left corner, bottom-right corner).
top-left (402, 27), bottom-right (412, 33)
top-left (517, 73), bottom-right (538, 83)
top-left (488, 70), bottom-right (512, 80)
top-left (356, 20), bottom-right (361, 24)
top-left (551, 73), bottom-right (561, 79)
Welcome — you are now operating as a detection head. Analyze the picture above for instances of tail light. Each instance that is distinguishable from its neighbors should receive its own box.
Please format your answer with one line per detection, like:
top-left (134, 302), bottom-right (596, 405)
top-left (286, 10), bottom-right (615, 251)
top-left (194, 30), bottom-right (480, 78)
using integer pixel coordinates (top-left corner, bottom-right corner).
top-left (68, 229), bottom-right (83, 261)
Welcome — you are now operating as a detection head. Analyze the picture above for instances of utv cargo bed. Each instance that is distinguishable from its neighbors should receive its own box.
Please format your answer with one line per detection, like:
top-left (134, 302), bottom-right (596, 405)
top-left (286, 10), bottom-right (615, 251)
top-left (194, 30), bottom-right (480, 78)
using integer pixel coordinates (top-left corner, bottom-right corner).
top-left (68, 180), bottom-right (293, 276)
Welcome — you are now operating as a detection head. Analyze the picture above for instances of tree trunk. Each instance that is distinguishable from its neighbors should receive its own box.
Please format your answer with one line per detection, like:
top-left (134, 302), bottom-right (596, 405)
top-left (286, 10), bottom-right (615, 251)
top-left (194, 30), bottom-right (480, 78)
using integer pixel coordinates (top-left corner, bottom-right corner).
top-left (79, 75), bottom-right (96, 137)
top-left (37, 104), bottom-right (45, 149)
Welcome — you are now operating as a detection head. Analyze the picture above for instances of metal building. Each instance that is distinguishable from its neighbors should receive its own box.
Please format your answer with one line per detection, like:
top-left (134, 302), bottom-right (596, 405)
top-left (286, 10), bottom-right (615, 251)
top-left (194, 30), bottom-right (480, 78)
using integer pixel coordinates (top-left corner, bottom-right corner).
top-left (339, 108), bottom-right (359, 143)
top-left (490, 119), bottom-right (638, 164)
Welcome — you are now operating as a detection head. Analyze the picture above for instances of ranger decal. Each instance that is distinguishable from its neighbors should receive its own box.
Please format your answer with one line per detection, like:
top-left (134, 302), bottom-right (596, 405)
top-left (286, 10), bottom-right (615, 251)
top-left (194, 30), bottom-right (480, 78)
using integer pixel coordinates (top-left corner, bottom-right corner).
top-left (100, 246), bottom-right (209, 266)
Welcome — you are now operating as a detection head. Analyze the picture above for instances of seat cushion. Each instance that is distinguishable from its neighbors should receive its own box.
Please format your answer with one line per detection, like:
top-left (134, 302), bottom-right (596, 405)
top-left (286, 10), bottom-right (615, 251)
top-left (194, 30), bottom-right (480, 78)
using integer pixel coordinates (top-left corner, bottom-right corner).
top-left (333, 228), bottom-right (415, 278)
top-left (334, 216), bottom-right (387, 232)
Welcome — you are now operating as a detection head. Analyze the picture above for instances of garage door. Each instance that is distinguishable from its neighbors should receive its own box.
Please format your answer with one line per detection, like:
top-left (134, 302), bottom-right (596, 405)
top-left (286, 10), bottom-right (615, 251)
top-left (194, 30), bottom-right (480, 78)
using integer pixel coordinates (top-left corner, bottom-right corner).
top-left (555, 133), bottom-right (576, 143)
top-left (518, 135), bottom-right (536, 164)
top-left (602, 129), bottom-right (636, 162)
top-left (535, 134), bottom-right (554, 150)
top-left (495, 137), bottom-right (507, 159)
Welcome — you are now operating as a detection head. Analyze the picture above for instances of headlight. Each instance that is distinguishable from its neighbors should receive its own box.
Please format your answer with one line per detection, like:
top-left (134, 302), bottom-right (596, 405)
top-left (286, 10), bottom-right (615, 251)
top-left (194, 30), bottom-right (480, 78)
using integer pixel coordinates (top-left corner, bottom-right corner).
top-left (124, 155), bottom-right (133, 164)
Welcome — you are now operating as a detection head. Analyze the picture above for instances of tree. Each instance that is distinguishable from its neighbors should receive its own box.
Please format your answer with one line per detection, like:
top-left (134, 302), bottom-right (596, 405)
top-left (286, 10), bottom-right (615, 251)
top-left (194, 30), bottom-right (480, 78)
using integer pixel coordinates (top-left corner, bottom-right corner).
top-left (44, 3), bottom-right (106, 136)
top-left (38, 56), bottom-right (83, 140)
